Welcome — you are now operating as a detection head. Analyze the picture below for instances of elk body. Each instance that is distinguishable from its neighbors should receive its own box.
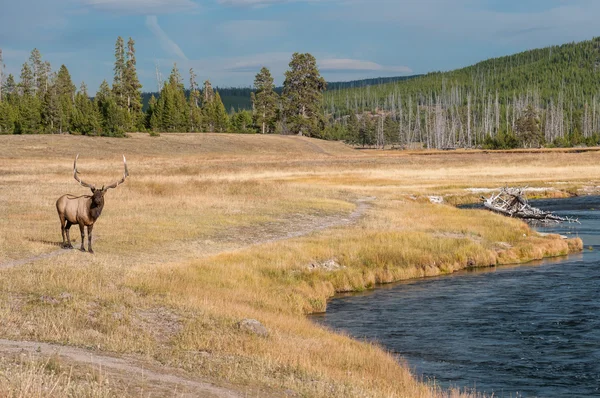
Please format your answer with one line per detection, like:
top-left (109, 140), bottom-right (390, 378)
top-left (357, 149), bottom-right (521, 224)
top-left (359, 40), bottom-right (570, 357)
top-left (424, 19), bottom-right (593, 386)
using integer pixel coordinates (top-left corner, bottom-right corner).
top-left (56, 155), bottom-right (128, 253)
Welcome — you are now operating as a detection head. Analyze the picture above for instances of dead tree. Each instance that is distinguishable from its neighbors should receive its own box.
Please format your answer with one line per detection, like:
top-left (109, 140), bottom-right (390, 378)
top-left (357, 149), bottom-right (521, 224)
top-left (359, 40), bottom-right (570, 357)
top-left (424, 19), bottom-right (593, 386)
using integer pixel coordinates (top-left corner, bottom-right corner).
top-left (482, 187), bottom-right (579, 223)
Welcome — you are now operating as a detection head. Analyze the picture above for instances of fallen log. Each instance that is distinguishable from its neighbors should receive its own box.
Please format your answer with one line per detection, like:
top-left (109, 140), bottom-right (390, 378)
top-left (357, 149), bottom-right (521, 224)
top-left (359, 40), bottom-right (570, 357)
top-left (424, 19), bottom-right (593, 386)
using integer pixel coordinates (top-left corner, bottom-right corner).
top-left (481, 187), bottom-right (579, 224)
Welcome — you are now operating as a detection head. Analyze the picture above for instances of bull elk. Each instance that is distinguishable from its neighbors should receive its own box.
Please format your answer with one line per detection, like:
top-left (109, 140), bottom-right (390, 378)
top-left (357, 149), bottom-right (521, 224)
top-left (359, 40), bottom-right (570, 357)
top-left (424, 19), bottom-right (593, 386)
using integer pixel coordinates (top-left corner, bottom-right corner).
top-left (56, 155), bottom-right (128, 253)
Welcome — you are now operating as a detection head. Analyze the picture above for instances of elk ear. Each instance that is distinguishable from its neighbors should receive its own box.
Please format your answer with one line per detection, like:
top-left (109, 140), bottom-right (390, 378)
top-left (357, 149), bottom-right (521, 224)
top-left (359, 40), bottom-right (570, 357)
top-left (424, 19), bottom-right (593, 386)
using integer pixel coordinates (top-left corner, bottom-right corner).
top-left (90, 187), bottom-right (96, 193)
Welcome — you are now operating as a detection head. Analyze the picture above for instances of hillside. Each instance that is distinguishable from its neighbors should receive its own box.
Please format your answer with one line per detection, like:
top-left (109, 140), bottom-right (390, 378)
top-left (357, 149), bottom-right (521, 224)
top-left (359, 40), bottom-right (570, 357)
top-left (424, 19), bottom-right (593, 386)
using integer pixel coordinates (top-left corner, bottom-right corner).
top-left (324, 37), bottom-right (600, 148)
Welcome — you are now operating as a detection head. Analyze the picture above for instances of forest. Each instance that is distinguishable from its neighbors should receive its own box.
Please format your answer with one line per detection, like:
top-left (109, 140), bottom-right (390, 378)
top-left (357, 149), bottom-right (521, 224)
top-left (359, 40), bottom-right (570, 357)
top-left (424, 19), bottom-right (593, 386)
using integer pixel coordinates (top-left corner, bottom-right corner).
top-left (324, 37), bottom-right (600, 148)
top-left (2, 37), bottom-right (600, 149)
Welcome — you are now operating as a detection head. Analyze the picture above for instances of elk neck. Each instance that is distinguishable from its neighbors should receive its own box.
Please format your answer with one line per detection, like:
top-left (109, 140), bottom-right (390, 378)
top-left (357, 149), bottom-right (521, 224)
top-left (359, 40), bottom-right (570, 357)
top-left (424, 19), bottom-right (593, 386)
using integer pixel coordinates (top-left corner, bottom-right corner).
top-left (89, 194), bottom-right (105, 220)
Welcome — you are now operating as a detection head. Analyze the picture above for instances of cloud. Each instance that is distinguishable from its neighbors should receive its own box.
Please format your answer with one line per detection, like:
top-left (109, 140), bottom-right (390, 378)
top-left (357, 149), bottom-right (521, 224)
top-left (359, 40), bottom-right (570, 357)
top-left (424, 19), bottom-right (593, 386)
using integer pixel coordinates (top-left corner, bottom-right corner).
top-left (84, 0), bottom-right (197, 15)
top-left (319, 58), bottom-right (411, 74)
top-left (145, 15), bottom-right (188, 60)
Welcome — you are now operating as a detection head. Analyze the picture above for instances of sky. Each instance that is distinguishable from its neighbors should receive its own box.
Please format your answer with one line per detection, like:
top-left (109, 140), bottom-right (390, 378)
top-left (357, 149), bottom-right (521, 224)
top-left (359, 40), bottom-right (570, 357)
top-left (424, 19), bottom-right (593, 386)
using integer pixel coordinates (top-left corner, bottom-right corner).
top-left (1, 0), bottom-right (600, 92)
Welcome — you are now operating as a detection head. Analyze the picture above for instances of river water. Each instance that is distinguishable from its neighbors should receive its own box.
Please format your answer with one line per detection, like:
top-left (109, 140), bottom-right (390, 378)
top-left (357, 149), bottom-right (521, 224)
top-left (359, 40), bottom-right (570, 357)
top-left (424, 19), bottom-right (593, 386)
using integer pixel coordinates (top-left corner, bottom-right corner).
top-left (312, 196), bottom-right (600, 397)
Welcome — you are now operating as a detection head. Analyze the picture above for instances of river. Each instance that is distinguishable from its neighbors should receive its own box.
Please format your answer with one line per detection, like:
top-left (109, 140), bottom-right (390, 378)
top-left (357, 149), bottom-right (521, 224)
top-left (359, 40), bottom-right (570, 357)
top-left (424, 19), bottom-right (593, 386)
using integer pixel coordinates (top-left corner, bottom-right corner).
top-left (312, 196), bottom-right (600, 397)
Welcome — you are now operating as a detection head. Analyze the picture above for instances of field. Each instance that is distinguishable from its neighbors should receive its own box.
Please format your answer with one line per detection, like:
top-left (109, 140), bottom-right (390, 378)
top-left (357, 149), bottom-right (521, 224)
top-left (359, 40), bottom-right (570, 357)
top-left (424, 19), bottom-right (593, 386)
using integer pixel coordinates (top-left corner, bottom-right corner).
top-left (0, 133), bottom-right (591, 397)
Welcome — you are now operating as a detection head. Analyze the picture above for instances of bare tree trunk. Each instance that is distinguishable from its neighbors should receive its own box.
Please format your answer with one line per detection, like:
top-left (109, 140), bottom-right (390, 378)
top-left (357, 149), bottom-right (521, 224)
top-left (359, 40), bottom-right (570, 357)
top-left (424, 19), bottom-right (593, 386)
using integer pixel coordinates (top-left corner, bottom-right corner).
top-left (467, 93), bottom-right (471, 146)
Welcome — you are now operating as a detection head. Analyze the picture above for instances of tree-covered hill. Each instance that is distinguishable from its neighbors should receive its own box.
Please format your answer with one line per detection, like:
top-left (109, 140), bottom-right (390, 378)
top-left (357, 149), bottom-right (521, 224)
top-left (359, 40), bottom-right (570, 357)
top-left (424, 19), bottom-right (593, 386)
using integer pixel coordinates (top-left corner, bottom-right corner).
top-left (324, 38), bottom-right (600, 148)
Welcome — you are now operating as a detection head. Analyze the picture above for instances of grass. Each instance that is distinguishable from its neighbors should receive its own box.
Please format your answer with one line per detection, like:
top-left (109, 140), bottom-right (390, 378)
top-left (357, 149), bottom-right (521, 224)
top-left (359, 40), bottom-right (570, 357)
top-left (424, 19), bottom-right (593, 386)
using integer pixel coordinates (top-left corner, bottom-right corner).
top-left (0, 133), bottom-right (591, 397)
top-left (0, 354), bottom-right (117, 398)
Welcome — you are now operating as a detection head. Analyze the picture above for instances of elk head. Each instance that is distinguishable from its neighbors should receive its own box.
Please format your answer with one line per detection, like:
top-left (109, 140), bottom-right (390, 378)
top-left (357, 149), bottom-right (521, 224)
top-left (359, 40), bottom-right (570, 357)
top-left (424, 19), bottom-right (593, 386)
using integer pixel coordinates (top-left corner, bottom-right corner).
top-left (56, 155), bottom-right (129, 253)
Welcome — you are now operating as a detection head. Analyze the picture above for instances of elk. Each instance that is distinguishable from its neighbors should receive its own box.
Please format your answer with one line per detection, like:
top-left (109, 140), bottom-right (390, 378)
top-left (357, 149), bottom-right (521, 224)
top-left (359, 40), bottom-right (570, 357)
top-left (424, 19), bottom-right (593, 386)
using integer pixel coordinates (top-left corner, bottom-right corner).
top-left (56, 155), bottom-right (128, 253)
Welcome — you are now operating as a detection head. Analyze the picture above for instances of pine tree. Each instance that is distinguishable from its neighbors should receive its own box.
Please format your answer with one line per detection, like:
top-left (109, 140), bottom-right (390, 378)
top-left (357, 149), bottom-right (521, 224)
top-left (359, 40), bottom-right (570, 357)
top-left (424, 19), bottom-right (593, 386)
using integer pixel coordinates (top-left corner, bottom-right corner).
top-left (252, 67), bottom-right (278, 134)
top-left (28, 48), bottom-right (50, 97)
top-left (41, 74), bottom-right (60, 133)
top-left (113, 36), bottom-right (126, 109)
top-left (55, 65), bottom-right (76, 133)
top-left (95, 79), bottom-right (125, 136)
top-left (71, 82), bottom-right (99, 135)
top-left (19, 62), bottom-right (34, 96)
top-left (213, 91), bottom-right (229, 132)
top-left (346, 112), bottom-right (360, 144)
top-left (282, 53), bottom-right (327, 137)
top-left (124, 37), bottom-right (143, 129)
top-left (0, 100), bottom-right (16, 133)
top-left (146, 94), bottom-right (160, 132)
top-left (516, 105), bottom-right (543, 147)
top-left (231, 109), bottom-right (254, 133)
top-left (3, 74), bottom-right (16, 101)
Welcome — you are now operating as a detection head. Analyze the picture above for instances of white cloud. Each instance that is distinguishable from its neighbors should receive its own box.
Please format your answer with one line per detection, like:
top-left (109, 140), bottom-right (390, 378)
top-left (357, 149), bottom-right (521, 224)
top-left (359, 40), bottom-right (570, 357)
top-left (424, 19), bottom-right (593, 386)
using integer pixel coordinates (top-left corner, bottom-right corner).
top-left (145, 15), bottom-right (188, 60)
top-left (319, 58), bottom-right (411, 73)
top-left (84, 0), bottom-right (197, 14)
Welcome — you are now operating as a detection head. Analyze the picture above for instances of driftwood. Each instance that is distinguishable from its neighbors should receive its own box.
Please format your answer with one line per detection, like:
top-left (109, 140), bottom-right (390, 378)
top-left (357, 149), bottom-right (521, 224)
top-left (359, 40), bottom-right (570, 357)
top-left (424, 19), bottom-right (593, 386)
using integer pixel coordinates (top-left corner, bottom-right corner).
top-left (481, 187), bottom-right (579, 224)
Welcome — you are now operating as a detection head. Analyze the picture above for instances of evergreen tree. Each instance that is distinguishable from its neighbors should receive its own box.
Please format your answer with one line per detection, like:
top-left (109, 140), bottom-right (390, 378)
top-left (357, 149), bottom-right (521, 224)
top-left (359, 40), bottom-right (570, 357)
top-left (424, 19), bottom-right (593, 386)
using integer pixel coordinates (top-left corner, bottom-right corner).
top-left (19, 62), bottom-right (34, 96)
top-left (113, 36), bottom-right (126, 109)
top-left (0, 100), bottom-right (16, 133)
top-left (124, 37), bottom-right (143, 129)
top-left (516, 105), bottom-right (543, 148)
top-left (40, 74), bottom-right (60, 133)
top-left (55, 65), bottom-right (76, 133)
top-left (146, 94), bottom-right (160, 132)
top-left (71, 82), bottom-right (99, 135)
top-left (213, 91), bottom-right (229, 132)
top-left (231, 109), bottom-right (254, 133)
top-left (28, 48), bottom-right (50, 96)
top-left (282, 53), bottom-right (326, 137)
top-left (251, 67), bottom-right (278, 134)
top-left (3, 74), bottom-right (16, 102)
top-left (345, 112), bottom-right (360, 144)
top-left (95, 79), bottom-right (125, 136)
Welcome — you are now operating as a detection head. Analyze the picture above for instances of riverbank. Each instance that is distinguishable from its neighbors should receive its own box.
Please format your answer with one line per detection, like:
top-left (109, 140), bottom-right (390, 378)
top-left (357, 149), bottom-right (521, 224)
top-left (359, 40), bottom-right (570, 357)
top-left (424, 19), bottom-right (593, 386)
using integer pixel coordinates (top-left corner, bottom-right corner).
top-left (0, 134), bottom-right (590, 397)
top-left (315, 195), bottom-right (599, 397)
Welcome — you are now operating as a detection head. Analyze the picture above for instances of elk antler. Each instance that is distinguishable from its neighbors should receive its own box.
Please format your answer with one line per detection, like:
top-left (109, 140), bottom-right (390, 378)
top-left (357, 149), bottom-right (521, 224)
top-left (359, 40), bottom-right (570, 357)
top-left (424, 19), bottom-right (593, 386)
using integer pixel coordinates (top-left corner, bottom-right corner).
top-left (103, 155), bottom-right (129, 190)
top-left (73, 154), bottom-right (96, 190)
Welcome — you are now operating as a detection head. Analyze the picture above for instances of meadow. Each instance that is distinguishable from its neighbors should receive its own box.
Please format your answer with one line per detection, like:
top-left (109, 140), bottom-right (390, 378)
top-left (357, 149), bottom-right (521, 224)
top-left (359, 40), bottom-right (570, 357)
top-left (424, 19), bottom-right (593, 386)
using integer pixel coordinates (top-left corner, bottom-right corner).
top-left (0, 133), bottom-right (591, 397)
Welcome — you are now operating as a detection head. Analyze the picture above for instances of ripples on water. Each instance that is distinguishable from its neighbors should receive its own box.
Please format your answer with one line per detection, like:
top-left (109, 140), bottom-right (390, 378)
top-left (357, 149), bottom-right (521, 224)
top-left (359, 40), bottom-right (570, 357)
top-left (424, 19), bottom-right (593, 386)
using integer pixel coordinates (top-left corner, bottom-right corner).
top-left (312, 196), bottom-right (600, 397)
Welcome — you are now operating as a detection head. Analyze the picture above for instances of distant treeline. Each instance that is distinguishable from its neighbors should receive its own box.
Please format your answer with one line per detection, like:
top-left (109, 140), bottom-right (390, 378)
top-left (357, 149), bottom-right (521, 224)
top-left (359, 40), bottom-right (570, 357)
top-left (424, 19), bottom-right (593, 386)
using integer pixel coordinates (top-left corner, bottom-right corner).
top-left (140, 76), bottom-right (420, 113)
top-left (323, 37), bottom-right (600, 149)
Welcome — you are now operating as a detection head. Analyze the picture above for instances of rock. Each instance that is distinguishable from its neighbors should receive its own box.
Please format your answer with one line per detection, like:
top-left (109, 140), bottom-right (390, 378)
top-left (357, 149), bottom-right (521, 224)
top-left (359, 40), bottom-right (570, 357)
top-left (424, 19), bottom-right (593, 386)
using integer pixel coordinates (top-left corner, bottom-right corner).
top-left (238, 319), bottom-right (269, 337)
top-left (307, 258), bottom-right (344, 272)
top-left (39, 295), bottom-right (59, 305)
top-left (59, 292), bottom-right (73, 301)
top-left (428, 196), bottom-right (444, 204)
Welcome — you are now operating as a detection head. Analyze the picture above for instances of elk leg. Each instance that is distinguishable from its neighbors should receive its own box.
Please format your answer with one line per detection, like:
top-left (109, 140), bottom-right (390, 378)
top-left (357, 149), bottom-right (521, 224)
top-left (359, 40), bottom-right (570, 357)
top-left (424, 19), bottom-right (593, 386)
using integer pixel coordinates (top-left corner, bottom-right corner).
top-left (64, 221), bottom-right (73, 249)
top-left (59, 215), bottom-right (67, 248)
top-left (78, 223), bottom-right (86, 252)
top-left (87, 225), bottom-right (94, 254)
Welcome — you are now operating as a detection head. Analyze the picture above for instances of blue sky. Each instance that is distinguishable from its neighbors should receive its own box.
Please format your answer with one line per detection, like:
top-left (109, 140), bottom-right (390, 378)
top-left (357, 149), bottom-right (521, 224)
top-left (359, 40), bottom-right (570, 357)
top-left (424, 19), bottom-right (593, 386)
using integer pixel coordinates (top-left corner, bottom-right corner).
top-left (1, 0), bottom-right (600, 92)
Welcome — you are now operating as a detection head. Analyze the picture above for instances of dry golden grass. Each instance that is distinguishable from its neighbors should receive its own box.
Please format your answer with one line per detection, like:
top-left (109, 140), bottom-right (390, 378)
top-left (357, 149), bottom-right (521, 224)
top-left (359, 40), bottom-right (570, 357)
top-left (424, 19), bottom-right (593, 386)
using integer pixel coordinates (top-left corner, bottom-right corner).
top-left (0, 133), bottom-right (591, 397)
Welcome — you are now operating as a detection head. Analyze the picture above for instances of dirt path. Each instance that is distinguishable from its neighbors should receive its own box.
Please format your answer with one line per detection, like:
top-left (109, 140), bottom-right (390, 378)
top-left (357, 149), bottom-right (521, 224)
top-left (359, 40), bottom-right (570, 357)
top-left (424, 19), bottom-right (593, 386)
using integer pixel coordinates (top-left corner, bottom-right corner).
top-left (0, 338), bottom-right (242, 398)
top-left (0, 197), bottom-right (374, 396)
